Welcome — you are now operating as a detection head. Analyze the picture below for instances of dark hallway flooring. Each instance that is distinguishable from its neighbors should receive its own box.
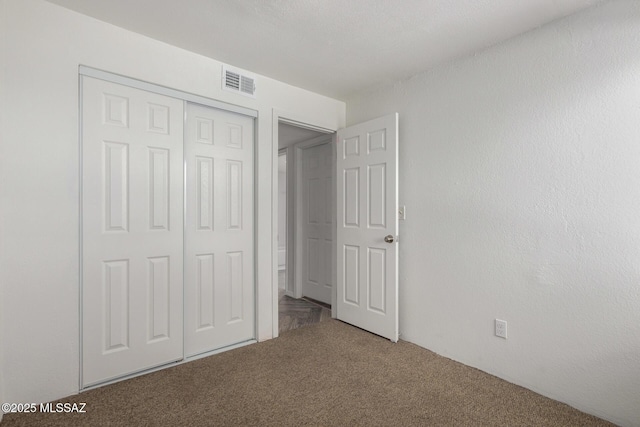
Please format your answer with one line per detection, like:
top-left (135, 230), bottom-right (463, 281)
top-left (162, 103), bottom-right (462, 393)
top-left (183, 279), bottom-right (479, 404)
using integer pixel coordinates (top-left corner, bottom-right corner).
top-left (278, 271), bottom-right (331, 334)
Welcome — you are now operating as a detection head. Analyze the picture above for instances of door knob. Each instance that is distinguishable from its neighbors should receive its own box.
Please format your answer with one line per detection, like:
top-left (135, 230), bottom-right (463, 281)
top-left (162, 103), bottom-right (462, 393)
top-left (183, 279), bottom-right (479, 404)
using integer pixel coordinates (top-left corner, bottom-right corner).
top-left (384, 235), bottom-right (395, 243)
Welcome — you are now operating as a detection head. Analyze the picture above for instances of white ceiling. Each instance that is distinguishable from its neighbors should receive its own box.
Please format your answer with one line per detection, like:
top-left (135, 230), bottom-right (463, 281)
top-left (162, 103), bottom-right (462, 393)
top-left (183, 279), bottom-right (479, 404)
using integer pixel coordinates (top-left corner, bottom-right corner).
top-left (278, 123), bottom-right (326, 149)
top-left (46, 0), bottom-right (604, 100)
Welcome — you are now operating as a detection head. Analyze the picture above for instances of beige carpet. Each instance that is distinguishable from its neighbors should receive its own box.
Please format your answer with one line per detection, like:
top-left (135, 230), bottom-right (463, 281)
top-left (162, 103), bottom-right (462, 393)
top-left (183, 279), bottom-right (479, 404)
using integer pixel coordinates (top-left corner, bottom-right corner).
top-left (2, 319), bottom-right (613, 426)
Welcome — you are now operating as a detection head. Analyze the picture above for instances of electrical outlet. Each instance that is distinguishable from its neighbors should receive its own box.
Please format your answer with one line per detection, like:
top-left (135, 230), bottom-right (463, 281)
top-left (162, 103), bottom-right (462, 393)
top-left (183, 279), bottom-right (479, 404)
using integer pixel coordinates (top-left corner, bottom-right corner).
top-left (495, 319), bottom-right (507, 339)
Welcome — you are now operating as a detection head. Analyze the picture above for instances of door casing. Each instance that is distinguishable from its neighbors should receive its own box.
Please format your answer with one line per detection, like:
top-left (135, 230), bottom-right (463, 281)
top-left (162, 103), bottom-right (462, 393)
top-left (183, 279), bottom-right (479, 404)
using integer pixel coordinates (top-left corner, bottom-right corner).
top-left (271, 110), bottom-right (337, 338)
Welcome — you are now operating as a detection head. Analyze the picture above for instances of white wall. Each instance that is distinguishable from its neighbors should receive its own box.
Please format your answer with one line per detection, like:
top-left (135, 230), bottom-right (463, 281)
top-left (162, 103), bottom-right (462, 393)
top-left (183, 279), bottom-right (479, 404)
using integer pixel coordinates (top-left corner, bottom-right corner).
top-left (0, 0), bottom-right (344, 405)
top-left (346, 1), bottom-right (640, 425)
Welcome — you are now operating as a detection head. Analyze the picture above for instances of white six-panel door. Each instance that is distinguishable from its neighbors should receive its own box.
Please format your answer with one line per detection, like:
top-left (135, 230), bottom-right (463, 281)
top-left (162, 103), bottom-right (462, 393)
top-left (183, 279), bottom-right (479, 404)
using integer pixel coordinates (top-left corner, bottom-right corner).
top-left (184, 103), bottom-right (254, 357)
top-left (301, 143), bottom-right (333, 304)
top-left (336, 113), bottom-right (399, 342)
top-left (82, 77), bottom-right (184, 386)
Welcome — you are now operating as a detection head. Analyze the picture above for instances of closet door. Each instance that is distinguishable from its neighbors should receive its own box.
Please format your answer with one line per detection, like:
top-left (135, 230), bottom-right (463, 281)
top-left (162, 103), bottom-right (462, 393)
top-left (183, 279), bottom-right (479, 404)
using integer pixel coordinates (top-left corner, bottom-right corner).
top-left (82, 77), bottom-right (184, 386)
top-left (185, 103), bottom-right (254, 357)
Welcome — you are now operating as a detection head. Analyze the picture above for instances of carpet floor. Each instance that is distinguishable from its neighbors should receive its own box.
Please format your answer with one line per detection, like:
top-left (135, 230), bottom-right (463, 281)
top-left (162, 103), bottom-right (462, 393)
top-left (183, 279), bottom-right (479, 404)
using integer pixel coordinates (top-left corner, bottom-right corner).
top-left (2, 319), bottom-right (613, 426)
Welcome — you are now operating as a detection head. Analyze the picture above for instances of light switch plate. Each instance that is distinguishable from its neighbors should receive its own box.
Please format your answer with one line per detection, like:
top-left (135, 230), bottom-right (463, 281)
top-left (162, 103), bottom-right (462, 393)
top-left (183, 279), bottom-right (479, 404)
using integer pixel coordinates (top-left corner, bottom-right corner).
top-left (399, 205), bottom-right (406, 220)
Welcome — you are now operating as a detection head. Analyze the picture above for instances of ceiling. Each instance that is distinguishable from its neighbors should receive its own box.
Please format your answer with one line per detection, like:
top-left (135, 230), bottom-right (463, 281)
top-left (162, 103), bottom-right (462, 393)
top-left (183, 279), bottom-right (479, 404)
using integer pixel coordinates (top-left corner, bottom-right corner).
top-left (278, 123), bottom-right (326, 149)
top-left (46, 0), bottom-right (604, 100)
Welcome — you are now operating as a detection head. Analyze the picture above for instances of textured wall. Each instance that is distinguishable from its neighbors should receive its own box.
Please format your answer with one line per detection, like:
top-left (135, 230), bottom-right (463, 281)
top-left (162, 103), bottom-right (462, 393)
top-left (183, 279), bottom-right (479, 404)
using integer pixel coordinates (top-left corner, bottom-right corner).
top-left (347, 1), bottom-right (640, 425)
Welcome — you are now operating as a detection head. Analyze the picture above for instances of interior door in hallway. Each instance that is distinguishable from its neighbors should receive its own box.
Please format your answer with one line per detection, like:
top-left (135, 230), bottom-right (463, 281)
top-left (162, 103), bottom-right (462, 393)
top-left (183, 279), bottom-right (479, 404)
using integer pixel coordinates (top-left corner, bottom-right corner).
top-left (82, 77), bottom-right (184, 386)
top-left (300, 142), bottom-right (333, 304)
top-left (336, 113), bottom-right (399, 341)
top-left (185, 102), bottom-right (255, 357)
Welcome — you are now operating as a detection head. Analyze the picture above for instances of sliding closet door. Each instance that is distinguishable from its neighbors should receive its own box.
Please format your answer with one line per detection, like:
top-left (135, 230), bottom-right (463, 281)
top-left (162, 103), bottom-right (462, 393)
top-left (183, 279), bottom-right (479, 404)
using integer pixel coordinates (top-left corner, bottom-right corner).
top-left (185, 103), bottom-right (255, 357)
top-left (82, 77), bottom-right (184, 387)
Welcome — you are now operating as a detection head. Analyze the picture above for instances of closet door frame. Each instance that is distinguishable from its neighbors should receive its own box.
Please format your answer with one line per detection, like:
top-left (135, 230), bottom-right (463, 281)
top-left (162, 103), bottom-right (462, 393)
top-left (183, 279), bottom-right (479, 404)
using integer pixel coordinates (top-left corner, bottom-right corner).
top-left (79, 66), bottom-right (258, 389)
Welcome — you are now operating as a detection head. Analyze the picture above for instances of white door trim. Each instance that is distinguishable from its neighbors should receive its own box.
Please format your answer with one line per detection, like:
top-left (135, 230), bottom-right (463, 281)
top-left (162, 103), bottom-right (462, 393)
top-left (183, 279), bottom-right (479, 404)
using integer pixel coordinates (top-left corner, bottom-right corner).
top-left (280, 145), bottom-right (295, 298)
top-left (271, 109), bottom-right (336, 338)
top-left (277, 148), bottom-right (288, 274)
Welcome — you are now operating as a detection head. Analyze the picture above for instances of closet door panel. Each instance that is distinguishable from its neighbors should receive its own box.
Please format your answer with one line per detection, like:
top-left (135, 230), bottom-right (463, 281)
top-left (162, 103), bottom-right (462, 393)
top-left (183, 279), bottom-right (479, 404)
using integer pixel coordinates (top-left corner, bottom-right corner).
top-left (82, 77), bottom-right (184, 387)
top-left (185, 103), bottom-right (254, 357)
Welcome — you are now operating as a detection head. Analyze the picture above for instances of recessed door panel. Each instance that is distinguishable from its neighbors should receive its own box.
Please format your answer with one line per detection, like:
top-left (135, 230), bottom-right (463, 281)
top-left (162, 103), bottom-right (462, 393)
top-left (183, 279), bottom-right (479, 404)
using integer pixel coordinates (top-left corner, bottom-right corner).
top-left (104, 142), bottom-right (129, 232)
top-left (147, 103), bottom-right (170, 134)
top-left (308, 178), bottom-right (322, 224)
top-left (196, 117), bottom-right (214, 144)
top-left (196, 157), bottom-right (214, 231)
top-left (307, 238), bottom-right (320, 284)
top-left (103, 94), bottom-right (129, 127)
top-left (227, 251), bottom-right (244, 323)
top-left (196, 253), bottom-right (215, 330)
top-left (368, 164), bottom-right (386, 229)
top-left (367, 248), bottom-right (386, 313)
top-left (227, 160), bottom-right (243, 230)
top-left (367, 129), bottom-right (386, 153)
top-left (343, 245), bottom-right (360, 305)
top-left (226, 123), bottom-right (243, 149)
top-left (344, 168), bottom-right (359, 227)
top-left (103, 259), bottom-right (130, 352)
top-left (344, 136), bottom-right (359, 158)
top-left (149, 148), bottom-right (170, 230)
top-left (147, 256), bottom-right (170, 341)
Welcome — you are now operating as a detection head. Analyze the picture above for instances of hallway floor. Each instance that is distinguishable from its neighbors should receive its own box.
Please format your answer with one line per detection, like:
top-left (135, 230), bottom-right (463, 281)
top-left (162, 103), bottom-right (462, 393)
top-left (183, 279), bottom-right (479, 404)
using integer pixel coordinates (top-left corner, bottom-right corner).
top-left (278, 271), bottom-right (331, 334)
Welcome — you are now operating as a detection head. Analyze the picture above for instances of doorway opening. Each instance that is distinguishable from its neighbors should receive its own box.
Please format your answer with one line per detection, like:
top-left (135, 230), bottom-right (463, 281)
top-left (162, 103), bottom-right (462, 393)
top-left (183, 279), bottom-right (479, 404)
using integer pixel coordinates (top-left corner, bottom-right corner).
top-left (277, 121), bottom-right (334, 334)
top-left (273, 112), bottom-right (399, 341)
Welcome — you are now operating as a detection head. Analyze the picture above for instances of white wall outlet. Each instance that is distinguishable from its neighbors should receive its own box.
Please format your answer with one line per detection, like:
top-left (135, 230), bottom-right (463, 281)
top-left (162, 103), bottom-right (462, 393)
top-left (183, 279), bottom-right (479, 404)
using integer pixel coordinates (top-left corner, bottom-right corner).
top-left (398, 205), bottom-right (406, 220)
top-left (495, 319), bottom-right (508, 339)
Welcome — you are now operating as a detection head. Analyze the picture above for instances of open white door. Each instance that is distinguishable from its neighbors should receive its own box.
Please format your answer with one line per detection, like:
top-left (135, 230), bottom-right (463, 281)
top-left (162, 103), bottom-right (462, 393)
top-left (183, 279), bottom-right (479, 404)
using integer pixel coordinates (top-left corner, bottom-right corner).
top-left (336, 113), bottom-right (398, 342)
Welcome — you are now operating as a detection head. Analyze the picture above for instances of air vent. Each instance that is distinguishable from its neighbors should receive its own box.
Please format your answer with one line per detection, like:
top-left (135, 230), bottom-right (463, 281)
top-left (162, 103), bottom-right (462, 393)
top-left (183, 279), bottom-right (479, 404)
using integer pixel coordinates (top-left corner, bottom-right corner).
top-left (240, 75), bottom-right (254, 95)
top-left (222, 65), bottom-right (256, 98)
top-left (225, 71), bottom-right (240, 91)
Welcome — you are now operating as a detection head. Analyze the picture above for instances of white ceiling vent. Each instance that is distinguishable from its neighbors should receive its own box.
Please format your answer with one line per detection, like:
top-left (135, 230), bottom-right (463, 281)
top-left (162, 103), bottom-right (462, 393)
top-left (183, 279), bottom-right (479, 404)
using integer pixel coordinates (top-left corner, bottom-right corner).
top-left (222, 65), bottom-right (256, 98)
